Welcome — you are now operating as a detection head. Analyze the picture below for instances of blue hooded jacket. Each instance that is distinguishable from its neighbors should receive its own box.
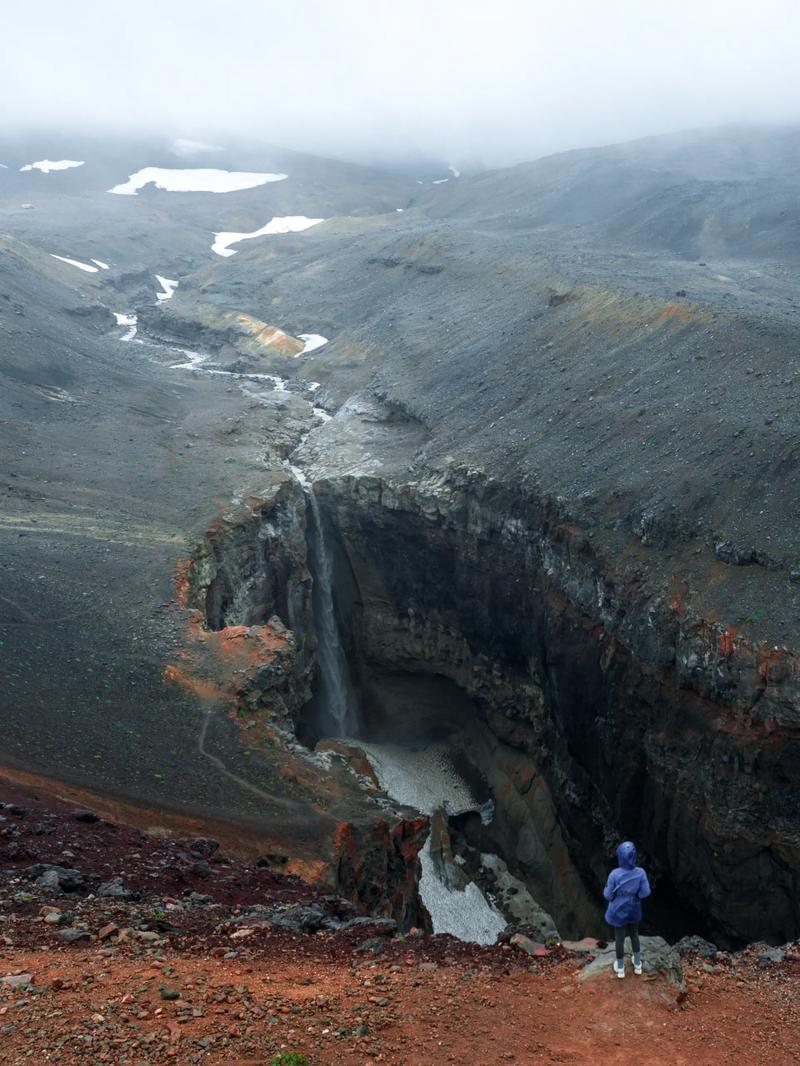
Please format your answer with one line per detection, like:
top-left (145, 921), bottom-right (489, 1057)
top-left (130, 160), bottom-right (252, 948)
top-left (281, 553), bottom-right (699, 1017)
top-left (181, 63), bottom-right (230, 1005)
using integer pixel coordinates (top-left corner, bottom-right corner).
top-left (603, 841), bottom-right (651, 927)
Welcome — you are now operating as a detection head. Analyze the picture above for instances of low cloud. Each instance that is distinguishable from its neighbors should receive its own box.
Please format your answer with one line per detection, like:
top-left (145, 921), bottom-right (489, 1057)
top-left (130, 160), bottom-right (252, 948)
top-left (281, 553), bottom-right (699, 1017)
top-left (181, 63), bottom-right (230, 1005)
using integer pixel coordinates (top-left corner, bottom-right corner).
top-left (4, 0), bottom-right (800, 166)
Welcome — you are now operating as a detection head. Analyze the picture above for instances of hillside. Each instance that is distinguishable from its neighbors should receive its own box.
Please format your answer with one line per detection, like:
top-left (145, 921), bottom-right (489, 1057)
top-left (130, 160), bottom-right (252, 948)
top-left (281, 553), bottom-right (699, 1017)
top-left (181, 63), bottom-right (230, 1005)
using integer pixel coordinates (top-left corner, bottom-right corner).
top-left (1, 126), bottom-right (799, 957)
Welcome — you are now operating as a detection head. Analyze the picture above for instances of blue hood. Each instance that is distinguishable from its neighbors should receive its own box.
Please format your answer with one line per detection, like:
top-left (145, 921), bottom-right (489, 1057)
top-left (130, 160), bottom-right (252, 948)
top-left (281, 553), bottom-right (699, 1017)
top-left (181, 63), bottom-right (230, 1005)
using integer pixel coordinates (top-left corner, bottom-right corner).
top-left (616, 841), bottom-right (637, 869)
top-left (604, 841), bottom-right (650, 927)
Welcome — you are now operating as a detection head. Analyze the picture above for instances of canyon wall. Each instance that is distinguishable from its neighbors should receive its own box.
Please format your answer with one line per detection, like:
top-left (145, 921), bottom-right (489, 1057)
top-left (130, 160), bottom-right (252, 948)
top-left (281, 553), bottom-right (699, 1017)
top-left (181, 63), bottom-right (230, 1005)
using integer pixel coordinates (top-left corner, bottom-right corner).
top-left (312, 470), bottom-right (800, 947)
top-left (179, 465), bottom-right (799, 946)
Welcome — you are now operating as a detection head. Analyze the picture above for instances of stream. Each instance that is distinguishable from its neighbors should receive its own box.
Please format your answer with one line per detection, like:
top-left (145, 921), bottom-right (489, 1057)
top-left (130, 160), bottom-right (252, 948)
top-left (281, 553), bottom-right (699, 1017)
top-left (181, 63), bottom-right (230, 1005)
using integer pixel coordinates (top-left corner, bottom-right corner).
top-left (113, 304), bottom-right (508, 945)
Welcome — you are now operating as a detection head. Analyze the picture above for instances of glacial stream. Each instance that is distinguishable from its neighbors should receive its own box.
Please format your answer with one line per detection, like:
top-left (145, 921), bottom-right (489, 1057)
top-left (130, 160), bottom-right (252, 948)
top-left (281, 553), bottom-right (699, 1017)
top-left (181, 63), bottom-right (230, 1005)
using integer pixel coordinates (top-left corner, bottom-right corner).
top-left (116, 308), bottom-right (508, 945)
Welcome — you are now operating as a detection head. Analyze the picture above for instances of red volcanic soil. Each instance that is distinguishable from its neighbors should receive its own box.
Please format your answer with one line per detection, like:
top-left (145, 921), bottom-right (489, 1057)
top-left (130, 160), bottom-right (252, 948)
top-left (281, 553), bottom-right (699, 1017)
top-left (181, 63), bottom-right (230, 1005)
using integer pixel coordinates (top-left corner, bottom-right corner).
top-left (1, 780), bottom-right (798, 1065)
top-left (0, 934), bottom-right (797, 1065)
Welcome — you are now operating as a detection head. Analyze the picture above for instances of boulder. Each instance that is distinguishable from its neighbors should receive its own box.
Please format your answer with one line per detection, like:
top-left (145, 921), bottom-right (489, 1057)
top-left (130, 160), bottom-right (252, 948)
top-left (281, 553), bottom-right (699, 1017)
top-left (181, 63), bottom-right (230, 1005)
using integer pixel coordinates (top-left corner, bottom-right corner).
top-left (59, 928), bottom-right (91, 943)
top-left (97, 876), bottom-right (131, 899)
top-left (674, 934), bottom-right (719, 959)
top-left (356, 937), bottom-right (386, 955)
top-left (37, 869), bottom-right (62, 892)
top-left (757, 946), bottom-right (785, 967)
top-left (578, 935), bottom-right (686, 998)
top-left (510, 933), bottom-right (549, 957)
top-left (72, 810), bottom-right (99, 823)
top-left (186, 837), bottom-right (219, 857)
top-left (268, 903), bottom-right (330, 933)
top-left (561, 937), bottom-right (601, 956)
top-left (338, 916), bottom-right (397, 934)
top-left (26, 864), bottom-right (85, 892)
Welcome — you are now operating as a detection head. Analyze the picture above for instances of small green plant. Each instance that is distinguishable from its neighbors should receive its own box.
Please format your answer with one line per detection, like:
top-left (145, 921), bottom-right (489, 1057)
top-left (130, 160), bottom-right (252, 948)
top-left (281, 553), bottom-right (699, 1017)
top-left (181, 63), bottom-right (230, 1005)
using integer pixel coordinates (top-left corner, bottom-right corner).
top-left (271, 1055), bottom-right (309, 1066)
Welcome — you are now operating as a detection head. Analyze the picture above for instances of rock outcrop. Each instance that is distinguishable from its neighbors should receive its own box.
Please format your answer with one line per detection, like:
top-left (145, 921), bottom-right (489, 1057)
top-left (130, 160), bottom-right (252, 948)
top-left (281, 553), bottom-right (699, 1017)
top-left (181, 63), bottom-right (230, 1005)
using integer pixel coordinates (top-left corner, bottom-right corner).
top-left (579, 935), bottom-right (686, 999)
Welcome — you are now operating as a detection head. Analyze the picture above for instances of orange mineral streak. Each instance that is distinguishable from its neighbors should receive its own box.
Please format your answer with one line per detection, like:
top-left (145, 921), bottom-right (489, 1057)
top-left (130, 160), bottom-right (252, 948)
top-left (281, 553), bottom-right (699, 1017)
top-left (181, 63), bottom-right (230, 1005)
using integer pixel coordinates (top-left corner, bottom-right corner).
top-left (333, 820), bottom-right (358, 861)
top-left (168, 539), bottom-right (292, 710)
top-left (161, 663), bottom-right (226, 703)
top-left (758, 647), bottom-right (785, 682)
top-left (161, 623), bottom-right (287, 713)
top-left (232, 313), bottom-right (304, 356)
top-left (284, 857), bottom-right (329, 883)
top-left (174, 560), bottom-right (193, 608)
top-left (654, 303), bottom-right (698, 325)
top-left (206, 622), bottom-right (289, 671)
top-left (719, 626), bottom-right (738, 658)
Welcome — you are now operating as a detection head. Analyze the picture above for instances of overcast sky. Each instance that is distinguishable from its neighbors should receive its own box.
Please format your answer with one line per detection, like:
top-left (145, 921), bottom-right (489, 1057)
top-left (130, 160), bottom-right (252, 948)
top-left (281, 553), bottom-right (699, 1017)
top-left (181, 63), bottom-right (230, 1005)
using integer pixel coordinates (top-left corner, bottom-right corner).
top-left (4, 0), bottom-right (800, 166)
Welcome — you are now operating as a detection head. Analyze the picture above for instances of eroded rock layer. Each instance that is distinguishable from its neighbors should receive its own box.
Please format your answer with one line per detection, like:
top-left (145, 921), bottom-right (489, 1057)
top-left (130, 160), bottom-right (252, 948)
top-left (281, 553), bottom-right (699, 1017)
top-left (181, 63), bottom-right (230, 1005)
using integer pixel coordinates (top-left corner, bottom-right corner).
top-left (305, 471), bottom-right (800, 946)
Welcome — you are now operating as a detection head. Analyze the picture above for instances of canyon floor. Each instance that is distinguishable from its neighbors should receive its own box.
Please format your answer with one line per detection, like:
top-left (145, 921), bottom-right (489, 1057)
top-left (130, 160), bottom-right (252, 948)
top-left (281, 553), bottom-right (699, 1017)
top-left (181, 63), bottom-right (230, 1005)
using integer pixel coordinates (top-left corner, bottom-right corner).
top-left (1, 784), bottom-right (798, 1066)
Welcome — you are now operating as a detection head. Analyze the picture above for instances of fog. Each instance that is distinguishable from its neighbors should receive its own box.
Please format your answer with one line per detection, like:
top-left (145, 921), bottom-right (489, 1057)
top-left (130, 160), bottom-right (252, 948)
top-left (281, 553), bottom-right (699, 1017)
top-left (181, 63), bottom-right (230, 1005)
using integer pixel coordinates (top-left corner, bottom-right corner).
top-left (4, 0), bottom-right (800, 167)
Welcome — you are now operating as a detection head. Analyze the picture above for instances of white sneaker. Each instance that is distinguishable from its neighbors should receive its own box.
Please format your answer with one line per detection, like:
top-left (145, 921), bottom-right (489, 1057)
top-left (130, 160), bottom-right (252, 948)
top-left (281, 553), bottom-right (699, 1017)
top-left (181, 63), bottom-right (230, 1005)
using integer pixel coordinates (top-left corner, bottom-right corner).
top-left (634, 962), bottom-right (643, 975)
top-left (614, 960), bottom-right (625, 979)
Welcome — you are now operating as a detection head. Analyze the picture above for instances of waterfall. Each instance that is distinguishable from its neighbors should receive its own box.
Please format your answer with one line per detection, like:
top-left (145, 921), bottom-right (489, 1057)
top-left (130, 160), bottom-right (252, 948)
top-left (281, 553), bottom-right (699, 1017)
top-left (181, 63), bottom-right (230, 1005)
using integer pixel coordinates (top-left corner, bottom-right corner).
top-left (305, 489), bottom-right (357, 737)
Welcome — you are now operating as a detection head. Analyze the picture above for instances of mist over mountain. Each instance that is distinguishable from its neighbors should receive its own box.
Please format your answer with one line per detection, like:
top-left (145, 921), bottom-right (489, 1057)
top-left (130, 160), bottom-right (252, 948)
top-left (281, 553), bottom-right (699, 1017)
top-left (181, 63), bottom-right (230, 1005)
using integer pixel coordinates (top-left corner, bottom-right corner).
top-left (4, 0), bottom-right (800, 166)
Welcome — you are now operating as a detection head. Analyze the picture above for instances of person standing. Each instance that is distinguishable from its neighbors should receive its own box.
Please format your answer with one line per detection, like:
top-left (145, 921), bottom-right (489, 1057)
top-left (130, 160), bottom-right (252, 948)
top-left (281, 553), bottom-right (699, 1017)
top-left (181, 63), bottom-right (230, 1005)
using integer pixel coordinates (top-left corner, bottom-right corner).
top-left (603, 840), bottom-right (651, 978)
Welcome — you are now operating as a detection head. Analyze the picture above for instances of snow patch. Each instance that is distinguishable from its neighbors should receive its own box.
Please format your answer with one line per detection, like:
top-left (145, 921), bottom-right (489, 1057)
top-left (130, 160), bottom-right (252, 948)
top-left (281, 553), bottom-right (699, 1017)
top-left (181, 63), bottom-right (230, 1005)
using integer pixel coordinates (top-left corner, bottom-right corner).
top-left (114, 312), bottom-right (138, 341)
top-left (448, 165), bottom-right (461, 178)
top-left (359, 742), bottom-right (476, 815)
top-left (0, 163), bottom-right (7, 169)
top-left (155, 275), bottom-right (178, 301)
top-left (50, 254), bottom-right (98, 273)
top-left (109, 168), bottom-right (287, 195)
top-left (419, 837), bottom-right (507, 945)
top-left (91, 259), bottom-right (110, 270)
top-left (21, 159), bottom-right (84, 173)
top-left (211, 216), bottom-right (324, 257)
top-left (358, 740), bottom-right (506, 944)
top-left (432, 178), bottom-right (449, 184)
top-left (297, 333), bottom-right (328, 355)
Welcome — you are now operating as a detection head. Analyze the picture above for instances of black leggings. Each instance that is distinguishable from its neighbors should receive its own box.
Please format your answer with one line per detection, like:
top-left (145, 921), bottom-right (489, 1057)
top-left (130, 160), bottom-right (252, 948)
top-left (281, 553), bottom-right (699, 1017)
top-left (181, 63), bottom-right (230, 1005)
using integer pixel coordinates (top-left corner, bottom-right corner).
top-left (613, 924), bottom-right (640, 961)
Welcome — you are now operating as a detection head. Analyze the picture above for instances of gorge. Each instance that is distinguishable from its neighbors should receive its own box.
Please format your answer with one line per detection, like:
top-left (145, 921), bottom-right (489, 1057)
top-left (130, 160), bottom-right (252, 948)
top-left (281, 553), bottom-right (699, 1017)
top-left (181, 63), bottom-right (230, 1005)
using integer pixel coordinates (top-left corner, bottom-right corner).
top-left (180, 444), bottom-right (800, 949)
top-left (2, 127), bottom-right (800, 958)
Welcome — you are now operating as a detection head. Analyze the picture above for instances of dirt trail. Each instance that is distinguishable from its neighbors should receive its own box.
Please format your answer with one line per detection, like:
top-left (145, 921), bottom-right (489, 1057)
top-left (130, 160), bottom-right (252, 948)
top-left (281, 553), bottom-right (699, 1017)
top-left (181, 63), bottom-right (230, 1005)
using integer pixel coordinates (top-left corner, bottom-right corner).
top-left (0, 940), bottom-right (797, 1065)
